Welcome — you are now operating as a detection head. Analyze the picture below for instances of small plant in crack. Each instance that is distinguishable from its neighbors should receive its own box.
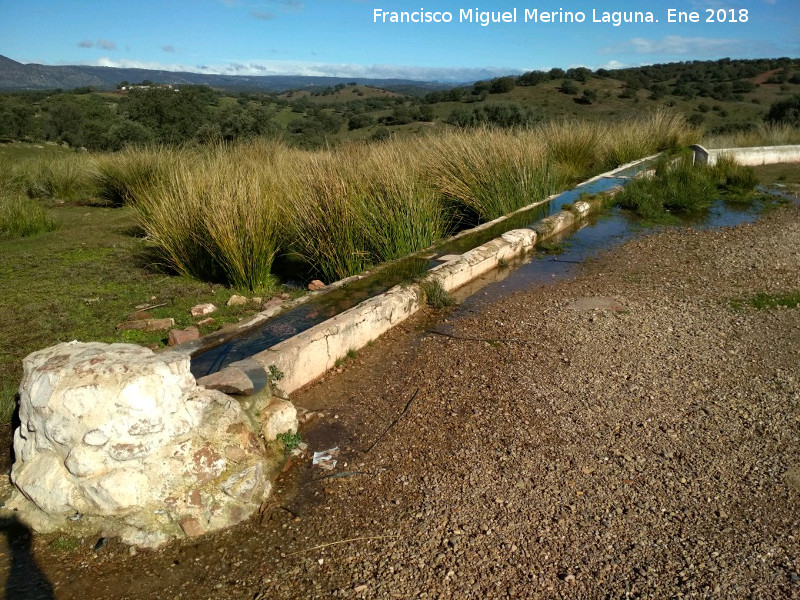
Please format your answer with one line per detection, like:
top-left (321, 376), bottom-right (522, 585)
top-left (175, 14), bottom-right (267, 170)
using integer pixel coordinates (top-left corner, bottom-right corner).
top-left (420, 279), bottom-right (455, 309)
top-left (268, 364), bottom-right (284, 385)
top-left (335, 349), bottom-right (358, 368)
top-left (277, 431), bottom-right (302, 454)
top-left (538, 241), bottom-right (567, 255)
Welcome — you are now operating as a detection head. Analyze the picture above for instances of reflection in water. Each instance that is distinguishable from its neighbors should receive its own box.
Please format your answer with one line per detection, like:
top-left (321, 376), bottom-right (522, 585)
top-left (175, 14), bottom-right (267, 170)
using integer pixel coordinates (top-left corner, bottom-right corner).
top-left (0, 515), bottom-right (55, 600)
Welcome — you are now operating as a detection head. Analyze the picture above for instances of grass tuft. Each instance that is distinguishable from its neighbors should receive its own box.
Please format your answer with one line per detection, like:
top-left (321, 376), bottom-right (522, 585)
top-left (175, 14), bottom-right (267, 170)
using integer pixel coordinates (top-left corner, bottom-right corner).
top-left (133, 142), bottom-right (284, 291)
top-left (19, 155), bottom-right (98, 203)
top-left (0, 194), bottom-right (59, 238)
top-left (424, 127), bottom-right (561, 224)
top-left (420, 279), bottom-right (455, 309)
top-left (731, 290), bottom-right (800, 311)
top-left (93, 146), bottom-right (178, 206)
top-left (613, 151), bottom-right (757, 220)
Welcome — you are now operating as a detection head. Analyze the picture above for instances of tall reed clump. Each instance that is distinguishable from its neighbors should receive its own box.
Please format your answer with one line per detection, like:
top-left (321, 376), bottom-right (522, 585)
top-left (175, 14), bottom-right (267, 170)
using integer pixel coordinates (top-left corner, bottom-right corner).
top-left (283, 151), bottom-right (372, 283)
top-left (133, 141), bottom-right (286, 291)
top-left (601, 111), bottom-right (697, 169)
top-left (19, 154), bottom-right (98, 203)
top-left (0, 159), bottom-right (59, 238)
top-left (423, 127), bottom-right (560, 224)
top-left (93, 146), bottom-right (180, 206)
top-left (357, 142), bottom-right (446, 262)
top-left (539, 120), bottom-right (610, 183)
top-left (285, 141), bottom-right (447, 281)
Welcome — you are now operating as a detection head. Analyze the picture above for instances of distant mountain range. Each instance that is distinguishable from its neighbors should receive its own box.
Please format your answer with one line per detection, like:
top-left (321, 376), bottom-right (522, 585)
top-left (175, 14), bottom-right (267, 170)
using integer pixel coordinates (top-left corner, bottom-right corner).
top-left (0, 55), bottom-right (454, 93)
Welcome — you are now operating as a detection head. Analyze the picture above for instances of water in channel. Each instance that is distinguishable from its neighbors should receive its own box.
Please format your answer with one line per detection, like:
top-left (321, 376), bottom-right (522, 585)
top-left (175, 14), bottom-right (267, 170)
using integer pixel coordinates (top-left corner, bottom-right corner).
top-left (190, 165), bottom-right (779, 378)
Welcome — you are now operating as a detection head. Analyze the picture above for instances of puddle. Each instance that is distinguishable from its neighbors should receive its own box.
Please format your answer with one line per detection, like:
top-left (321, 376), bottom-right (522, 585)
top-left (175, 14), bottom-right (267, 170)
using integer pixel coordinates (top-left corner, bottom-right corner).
top-left (451, 196), bottom-right (783, 316)
top-left (190, 162), bottom-right (789, 379)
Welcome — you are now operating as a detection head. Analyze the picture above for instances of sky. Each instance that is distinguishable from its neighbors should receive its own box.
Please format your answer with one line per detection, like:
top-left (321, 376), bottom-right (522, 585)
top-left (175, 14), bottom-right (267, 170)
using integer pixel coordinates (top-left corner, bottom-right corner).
top-left (0, 0), bottom-right (798, 82)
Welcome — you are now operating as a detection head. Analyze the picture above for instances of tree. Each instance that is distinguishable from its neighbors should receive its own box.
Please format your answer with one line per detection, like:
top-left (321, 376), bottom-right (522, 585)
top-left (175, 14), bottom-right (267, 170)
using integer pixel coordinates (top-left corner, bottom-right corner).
top-left (0, 95), bottom-right (37, 140)
top-left (559, 80), bottom-right (579, 95)
top-left (765, 95), bottom-right (800, 126)
top-left (348, 114), bottom-right (375, 130)
top-left (517, 70), bottom-right (548, 86)
top-left (489, 76), bottom-right (516, 94)
top-left (43, 97), bottom-right (84, 146)
top-left (566, 67), bottom-right (592, 82)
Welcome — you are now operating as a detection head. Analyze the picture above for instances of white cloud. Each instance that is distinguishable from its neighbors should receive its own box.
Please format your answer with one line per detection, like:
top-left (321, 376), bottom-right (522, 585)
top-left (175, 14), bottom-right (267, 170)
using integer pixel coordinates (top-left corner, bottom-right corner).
top-left (602, 35), bottom-right (761, 57)
top-left (89, 57), bottom-right (515, 82)
top-left (281, 0), bottom-right (304, 12)
top-left (597, 60), bottom-right (628, 70)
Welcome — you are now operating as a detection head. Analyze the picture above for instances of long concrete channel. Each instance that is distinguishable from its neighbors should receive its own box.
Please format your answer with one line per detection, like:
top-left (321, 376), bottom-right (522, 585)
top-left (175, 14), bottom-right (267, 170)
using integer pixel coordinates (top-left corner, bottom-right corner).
top-left (184, 146), bottom-right (800, 396)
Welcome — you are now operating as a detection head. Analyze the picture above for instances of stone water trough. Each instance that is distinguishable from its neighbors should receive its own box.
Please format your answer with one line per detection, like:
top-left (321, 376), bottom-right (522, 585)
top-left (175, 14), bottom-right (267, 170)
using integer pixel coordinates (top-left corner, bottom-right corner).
top-left (5, 342), bottom-right (298, 547)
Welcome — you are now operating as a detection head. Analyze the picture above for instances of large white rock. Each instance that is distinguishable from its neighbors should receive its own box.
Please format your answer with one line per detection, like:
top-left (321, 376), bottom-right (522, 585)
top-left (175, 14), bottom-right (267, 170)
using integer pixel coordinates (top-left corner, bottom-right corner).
top-left (6, 341), bottom-right (294, 547)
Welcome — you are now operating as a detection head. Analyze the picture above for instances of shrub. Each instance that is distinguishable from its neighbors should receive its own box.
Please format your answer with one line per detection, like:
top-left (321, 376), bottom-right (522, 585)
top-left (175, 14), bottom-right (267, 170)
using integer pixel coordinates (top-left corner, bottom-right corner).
top-left (764, 95), bottom-right (800, 126)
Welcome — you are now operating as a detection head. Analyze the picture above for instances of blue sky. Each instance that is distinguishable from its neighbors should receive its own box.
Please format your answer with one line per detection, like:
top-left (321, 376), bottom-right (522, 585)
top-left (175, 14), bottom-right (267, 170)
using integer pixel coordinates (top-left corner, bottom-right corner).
top-left (1, 0), bottom-right (797, 82)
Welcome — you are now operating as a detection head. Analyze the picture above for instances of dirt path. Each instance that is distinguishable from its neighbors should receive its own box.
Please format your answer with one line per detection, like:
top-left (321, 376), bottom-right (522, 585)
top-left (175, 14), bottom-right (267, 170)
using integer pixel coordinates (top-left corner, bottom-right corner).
top-left (2, 203), bottom-right (799, 599)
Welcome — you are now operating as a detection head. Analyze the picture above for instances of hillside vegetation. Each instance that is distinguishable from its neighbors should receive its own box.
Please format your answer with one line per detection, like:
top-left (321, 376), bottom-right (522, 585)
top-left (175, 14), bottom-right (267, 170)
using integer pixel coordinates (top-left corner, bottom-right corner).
top-left (1, 58), bottom-right (799, 150)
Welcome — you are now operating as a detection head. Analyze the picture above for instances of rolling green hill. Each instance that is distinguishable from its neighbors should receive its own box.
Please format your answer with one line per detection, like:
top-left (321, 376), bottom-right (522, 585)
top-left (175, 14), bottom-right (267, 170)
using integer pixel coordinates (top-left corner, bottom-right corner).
top-left (0, 57), bottom-right (798, 150)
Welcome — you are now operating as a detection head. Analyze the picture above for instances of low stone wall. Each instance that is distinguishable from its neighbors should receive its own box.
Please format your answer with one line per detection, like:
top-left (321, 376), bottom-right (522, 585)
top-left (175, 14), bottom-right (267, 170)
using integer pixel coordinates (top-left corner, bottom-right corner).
top-left (691, 144), bottom-right (800, 167)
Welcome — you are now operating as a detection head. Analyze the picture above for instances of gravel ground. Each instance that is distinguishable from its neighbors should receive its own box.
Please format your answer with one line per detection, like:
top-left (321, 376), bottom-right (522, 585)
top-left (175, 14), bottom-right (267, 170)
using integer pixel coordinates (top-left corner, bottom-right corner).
top-left (1, 202), bottom-right (799, 599)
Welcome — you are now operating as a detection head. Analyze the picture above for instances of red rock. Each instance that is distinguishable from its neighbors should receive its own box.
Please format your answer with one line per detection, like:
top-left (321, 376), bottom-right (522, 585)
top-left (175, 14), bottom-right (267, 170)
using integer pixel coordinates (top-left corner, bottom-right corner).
top-left (308, 279), bottom-right (325, 291)
top-left (127, 311), bottom-right (153, 321)
top-left (196, 367), bottom-right (254, 396)
top-left (261, 297), bottom-right (283, 311)
top-left (168, 326), bottom-right (200, 347)
top-left (178, 517), bottom-right (204, 537)
top-left (116, 318), bottom-right (175, 332)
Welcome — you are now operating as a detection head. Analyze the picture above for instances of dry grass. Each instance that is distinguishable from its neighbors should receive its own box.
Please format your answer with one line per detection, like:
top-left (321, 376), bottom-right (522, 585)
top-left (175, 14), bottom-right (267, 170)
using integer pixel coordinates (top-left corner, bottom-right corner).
top-left (702, 123), bottom-right (800, 149)
top-left (132, 142), bottom-right (287, 291)
top-left (104, 113), bottom-right (698, 284)
top-left (423, 127), bottom-right (559, 224)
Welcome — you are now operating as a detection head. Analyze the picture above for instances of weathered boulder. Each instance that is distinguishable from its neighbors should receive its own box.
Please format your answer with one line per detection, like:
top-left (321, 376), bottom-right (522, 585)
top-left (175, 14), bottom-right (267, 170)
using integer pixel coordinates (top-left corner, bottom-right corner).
top-left (261, 399), bottom-right (298, 442)
top-left (6, 341), bottom-right (293, 547)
